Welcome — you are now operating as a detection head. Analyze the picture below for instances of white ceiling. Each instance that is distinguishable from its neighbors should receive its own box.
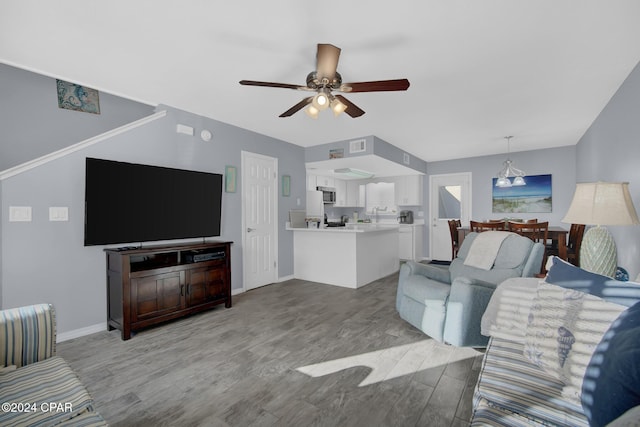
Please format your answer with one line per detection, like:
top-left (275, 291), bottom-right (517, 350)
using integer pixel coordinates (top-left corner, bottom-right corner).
top-left (2, 1), bottom-right (640, 162)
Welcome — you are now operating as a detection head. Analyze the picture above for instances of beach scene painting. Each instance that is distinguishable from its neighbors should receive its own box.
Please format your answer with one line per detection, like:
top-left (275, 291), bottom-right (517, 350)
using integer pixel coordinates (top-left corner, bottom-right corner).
top-left (492, 174), bottom-right (552, 213)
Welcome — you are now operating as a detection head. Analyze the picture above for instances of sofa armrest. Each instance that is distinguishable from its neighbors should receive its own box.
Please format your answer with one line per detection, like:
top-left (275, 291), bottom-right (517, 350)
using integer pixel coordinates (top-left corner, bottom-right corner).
top-left (405, 261), bottom-right (452, 283)
top-left (397, 261), bottom-right (451, 312)
top-left (521, 242), bottom-right (545, 277)
top-left (443, 277), bottom-right (497, 347)
top-left (0, 304), bottom-right (56, 368)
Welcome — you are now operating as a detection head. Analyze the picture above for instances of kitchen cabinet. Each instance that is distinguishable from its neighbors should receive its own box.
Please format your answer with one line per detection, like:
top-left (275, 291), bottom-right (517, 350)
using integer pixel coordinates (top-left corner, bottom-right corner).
top-left (316, 175), bottom-right (335, 188)
top-left (334, 179), bottom-right (347, 207)
top-left (398, 224), bottom-right (424, 261)
top-left (394, 175), bottom-right (423, 206)
top-left (306, 174), bottom-right (318, 191)
top-left (346, 180), bottom-right (365, 207)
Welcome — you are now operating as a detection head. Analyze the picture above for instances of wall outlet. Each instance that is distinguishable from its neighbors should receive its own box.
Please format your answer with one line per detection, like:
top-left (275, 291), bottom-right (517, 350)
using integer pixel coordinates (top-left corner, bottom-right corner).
top-left (49, 207), bottom-right (69, 221)
top-left (9, 206), bottom-right (32, 222)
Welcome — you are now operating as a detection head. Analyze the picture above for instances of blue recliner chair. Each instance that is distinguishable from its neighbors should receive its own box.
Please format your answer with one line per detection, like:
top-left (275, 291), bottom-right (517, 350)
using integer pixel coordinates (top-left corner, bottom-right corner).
top-left (396, 232), bottom-right (544, 347)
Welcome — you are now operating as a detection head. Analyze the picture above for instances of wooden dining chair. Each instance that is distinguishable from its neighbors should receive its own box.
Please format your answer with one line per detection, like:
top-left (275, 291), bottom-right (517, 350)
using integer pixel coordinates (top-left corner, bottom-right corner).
top-left (470, 220), bottom-right (506, 232)
top-left (566, 224), bottom-right (586, 266)
top-left (448, 219), bottom-right (462, 259)
top-left (508, 221), bottom-right (549, 273)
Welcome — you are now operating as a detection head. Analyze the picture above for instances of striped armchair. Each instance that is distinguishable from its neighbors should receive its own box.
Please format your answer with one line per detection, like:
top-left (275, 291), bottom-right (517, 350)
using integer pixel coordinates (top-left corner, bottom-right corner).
top-left (0, 304), bottom-right (107, 426)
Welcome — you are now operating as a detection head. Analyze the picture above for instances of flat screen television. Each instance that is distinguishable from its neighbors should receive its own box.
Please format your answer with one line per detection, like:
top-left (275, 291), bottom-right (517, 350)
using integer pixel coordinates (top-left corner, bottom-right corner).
top-left (84, 158), bottom-right (223, 246)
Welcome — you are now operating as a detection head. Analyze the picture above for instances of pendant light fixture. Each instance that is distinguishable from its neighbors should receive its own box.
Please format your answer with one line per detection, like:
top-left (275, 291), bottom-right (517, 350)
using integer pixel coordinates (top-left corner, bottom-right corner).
top-left (495, 136), bottom-right (526, 187)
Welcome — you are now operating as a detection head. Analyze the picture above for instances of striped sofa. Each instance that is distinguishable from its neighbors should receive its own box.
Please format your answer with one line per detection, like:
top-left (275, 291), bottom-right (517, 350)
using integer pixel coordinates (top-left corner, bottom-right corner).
top-left (0, 304), bottom-right (107, 426)
top-left (470, 259), bottom-right (640, 427)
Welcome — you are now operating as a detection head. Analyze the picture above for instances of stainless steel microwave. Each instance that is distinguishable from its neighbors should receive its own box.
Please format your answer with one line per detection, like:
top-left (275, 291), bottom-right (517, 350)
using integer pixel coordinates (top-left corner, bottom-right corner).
top-left (317, 186), bottom-right (336, 204)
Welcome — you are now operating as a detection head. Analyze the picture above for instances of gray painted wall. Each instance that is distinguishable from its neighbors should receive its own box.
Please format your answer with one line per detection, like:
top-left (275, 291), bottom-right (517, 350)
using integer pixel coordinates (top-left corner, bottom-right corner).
top-left (0, 63), bottom-right (155, 171)
top-left (1, 104), bottom-right (304, 334)
top-left (575, 60), bottom-right (640, 280)
top-left (425, 145), bottom-right (577, 257)
top-left (372, 136), bottom-right (427, 174)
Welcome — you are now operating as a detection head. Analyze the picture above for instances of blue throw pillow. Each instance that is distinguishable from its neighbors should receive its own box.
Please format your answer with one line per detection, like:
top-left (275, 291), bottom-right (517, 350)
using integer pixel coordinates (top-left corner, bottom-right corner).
top-left (582, 301), bottom-right (640, 426)
top-left (545, 257), bottom-right (640, 307)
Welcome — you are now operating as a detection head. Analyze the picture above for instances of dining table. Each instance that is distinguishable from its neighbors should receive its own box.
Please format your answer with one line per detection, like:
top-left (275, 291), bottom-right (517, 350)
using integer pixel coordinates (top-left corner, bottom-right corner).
top-left (458, 226), bottom-right (569, 260)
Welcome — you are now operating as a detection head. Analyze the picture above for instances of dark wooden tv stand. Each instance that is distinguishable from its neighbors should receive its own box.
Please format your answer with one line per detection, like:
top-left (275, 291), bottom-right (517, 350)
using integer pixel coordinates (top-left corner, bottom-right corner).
top-left (105, 241), bottom-right (232, 340)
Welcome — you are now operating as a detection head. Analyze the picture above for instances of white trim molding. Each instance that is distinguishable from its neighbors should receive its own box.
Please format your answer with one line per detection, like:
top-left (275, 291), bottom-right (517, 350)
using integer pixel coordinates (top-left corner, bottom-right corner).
top-left (0, 110), bottom-right (167, 181)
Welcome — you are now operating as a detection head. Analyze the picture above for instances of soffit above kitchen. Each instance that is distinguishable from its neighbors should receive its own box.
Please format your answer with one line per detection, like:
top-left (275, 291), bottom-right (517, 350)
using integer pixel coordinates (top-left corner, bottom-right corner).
top-left (307, 154), bottom-right (422, 180)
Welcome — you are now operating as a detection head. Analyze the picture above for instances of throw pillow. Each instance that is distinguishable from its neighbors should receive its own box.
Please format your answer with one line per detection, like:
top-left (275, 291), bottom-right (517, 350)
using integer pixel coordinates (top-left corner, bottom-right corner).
top-left (545, 257), bottom-right (640, 307)
top-left (480, 277), bottom-right (541, 342)
top-left (582, 301), bottom-right (640, 427)
top-left (524, 282), bottom-right (626, 405)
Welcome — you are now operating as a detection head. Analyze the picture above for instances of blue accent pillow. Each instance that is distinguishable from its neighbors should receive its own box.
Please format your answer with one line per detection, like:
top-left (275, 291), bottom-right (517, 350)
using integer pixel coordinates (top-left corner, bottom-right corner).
top-left (545, 257), bottom-right (640, 307)
top-left (581, 301), bottom-right (640, 426)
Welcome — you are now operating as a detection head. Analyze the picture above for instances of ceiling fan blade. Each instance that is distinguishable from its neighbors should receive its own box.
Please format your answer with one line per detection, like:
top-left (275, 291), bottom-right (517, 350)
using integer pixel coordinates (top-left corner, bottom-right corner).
top-left (340, 78), bottom-right (410, 93)
top-left (316, 44), bottom-right (341, 81)
top-left (334, 95), bottom-right (365, 118)
top-left (279, 97), bottom-right (313, 117)
top-left (239, 80), bottom-right (306, 90)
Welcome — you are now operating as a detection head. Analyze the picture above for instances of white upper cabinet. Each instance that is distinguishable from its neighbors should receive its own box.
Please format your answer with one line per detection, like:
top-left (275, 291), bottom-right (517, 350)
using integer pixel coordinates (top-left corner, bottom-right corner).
top-left (394, 175), bottom-right (423, 206)
top-left (346, 180), bottom-right (365, 207)
top-left (334, 179), bottom-right (347, 206)
top-left (306, 174), bottom-right (317, 191)
top-left (316, 176), bottom-right (335, 188)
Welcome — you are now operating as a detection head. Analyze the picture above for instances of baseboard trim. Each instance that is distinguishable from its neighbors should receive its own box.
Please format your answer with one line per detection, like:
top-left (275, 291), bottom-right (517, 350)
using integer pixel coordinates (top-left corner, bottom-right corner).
top-left (231, 275), bottom-right (294, 296)
top-left (57, 323), bottom-right (106, 343)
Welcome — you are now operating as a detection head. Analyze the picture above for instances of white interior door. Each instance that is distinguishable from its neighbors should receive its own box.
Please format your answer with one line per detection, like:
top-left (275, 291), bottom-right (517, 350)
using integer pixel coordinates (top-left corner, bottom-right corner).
top-left (429, 173), bottom-right (472, 261)
top-left (242, 151), bottom-right (278, 291)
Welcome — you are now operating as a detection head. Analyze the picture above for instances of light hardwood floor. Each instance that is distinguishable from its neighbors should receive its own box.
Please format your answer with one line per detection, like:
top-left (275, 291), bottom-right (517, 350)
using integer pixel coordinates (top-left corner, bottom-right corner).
top-left (58, 273), bottom-right (483, 427)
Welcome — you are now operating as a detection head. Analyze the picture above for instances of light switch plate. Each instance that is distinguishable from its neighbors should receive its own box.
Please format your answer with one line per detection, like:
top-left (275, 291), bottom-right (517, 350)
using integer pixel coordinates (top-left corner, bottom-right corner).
top-left (49, 207), bottom-right (69, 221)
top-left (9, 206), bottom-right (32, 222)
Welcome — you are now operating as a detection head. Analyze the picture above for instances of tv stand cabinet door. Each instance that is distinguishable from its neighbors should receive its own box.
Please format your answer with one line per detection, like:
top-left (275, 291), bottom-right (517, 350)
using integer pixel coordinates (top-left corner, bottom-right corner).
top-left (131, 271), bottom-right (186, 323)
top-left (186, 265), bottom-right (228, 307)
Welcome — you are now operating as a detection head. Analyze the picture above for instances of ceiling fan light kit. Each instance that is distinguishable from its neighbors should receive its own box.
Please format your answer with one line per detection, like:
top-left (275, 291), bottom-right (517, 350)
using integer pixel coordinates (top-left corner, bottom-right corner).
top-left (240, 43), bottom-right (410, 118)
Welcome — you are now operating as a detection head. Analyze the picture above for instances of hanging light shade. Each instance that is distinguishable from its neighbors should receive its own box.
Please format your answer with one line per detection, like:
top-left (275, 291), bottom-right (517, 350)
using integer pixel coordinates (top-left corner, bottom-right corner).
top-left (311, 90), bottom-right (330, 111)
top-left (329, 95), bottom-right (347, 116)
top-left (495, 136), bottom-right (526, 187)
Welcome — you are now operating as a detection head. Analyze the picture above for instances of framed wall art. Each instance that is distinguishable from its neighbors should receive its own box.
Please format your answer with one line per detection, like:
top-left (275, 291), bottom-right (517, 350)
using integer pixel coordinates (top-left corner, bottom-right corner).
top-left (225, 166), bottom-right (237, 193)
top-left (282, 175), bottom-right (291, 197)
top-left (56, 79), bottom-right (101, 114)
top-left (492, 174), bottom-right (552, 213)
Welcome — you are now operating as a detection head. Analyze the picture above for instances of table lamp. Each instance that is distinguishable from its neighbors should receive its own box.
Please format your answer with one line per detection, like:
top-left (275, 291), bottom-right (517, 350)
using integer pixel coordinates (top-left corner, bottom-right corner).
top-left (562, 182), bottom-right (639, 277)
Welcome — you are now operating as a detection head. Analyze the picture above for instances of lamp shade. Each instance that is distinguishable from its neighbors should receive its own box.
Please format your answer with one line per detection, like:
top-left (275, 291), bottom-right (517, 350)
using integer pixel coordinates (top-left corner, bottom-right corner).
top-left (562, 182), bottom-right (640, 226)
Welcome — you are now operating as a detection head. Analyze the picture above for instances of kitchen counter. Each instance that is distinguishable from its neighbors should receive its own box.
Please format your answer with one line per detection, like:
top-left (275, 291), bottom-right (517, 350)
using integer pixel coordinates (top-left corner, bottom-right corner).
top-left (285, 223), bottom-right (399, 232)
top-left (288, 224), bottom-right (399, 288)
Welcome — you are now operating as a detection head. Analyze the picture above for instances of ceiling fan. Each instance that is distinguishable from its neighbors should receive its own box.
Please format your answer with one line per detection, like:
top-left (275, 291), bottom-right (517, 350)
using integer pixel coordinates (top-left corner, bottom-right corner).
top-left (239, 43), bottom-right (410, 118)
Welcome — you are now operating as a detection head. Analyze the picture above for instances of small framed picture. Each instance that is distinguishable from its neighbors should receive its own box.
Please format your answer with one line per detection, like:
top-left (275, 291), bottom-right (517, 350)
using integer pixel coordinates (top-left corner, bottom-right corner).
top-left (282, 175), bottom-right (291, 197)
top-left (56, 79), bottom-right (101, 114)
top-left (225, 166), bottom-right (237, 193)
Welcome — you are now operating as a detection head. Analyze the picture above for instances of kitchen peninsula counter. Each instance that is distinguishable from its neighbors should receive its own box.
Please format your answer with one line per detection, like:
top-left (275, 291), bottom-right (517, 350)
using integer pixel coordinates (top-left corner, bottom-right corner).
top-left (287, 223), bottom-right (399, 288)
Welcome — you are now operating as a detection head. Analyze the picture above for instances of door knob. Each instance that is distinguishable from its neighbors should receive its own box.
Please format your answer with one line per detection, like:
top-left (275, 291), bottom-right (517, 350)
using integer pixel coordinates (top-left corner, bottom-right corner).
top-left (247, 227), bottom-right (255, 232)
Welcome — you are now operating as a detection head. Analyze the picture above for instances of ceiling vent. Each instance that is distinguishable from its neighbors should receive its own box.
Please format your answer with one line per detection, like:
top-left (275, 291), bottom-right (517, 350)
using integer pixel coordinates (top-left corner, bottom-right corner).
top-left (349, 139), bottom-right (367, 153)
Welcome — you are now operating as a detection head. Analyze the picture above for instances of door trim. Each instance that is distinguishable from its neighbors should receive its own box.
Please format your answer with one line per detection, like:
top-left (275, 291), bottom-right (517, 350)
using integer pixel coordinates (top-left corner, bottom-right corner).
top-left (428, 172), bottom-right (472, 261)
top-left (241, 151), bottom-right (279, 291)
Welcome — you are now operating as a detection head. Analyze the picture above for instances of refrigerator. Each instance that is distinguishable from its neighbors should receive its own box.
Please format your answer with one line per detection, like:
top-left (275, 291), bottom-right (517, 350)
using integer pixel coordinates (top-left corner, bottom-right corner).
top-left (306, 190), bottom-right (324, 220)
